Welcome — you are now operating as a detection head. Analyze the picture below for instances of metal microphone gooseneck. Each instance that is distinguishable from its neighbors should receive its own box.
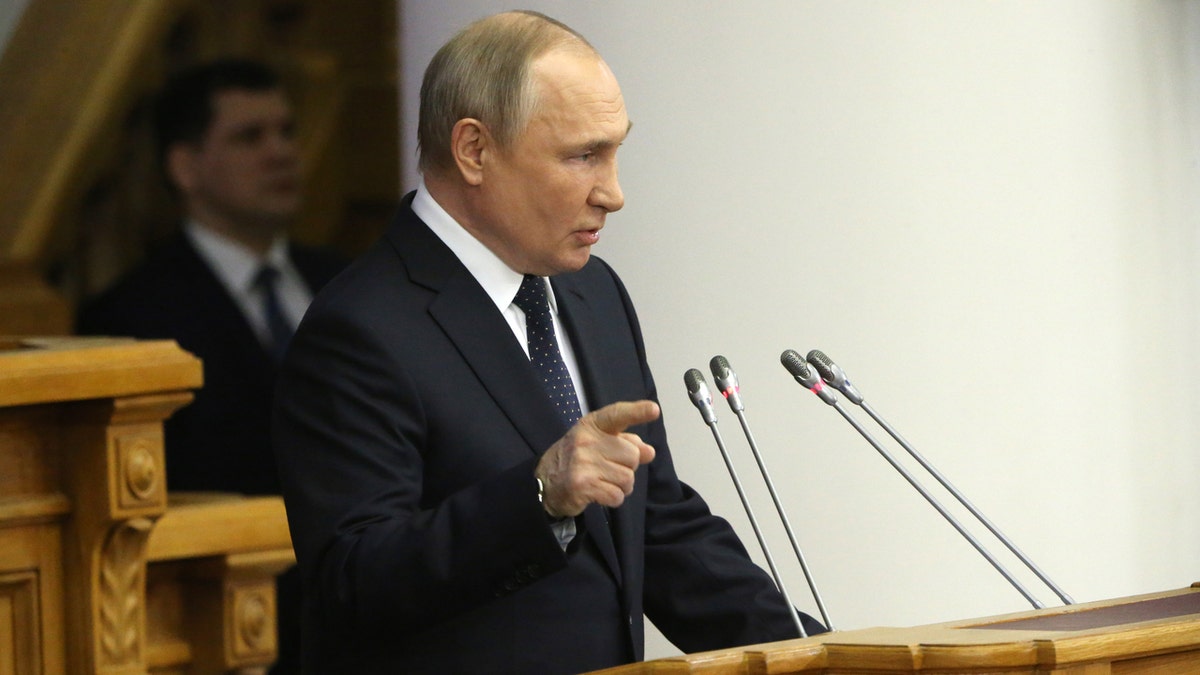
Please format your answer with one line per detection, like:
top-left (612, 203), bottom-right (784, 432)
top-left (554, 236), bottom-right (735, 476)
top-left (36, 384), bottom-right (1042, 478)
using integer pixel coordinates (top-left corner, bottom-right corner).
top-left (780, 350), bottom-right (1047, 610)
top-left (804, 349), bottom-right (1074, 606)
top-left (709, 355), bottom-right (834, 630)
top-left (684, 368), bottom-right (808, 637)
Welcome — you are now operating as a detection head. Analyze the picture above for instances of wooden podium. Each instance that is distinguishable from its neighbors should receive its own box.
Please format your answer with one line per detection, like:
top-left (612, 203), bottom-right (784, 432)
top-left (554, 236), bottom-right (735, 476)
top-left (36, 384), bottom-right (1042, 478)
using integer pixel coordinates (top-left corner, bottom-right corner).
top-left (0, 337), bottom-right (295, 674)
top-left (591, 584), bottom-right (1200, 674)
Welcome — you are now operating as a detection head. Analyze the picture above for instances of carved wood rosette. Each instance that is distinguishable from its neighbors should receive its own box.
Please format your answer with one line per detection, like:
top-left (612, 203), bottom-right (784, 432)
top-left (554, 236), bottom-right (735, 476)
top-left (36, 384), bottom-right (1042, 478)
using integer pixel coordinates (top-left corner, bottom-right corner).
top-left (231, 583), bottom-right (273, 659)
top-left (221, 551), bottom-right (294, 668)
top-left (181, 549), bottom-right (292, 672)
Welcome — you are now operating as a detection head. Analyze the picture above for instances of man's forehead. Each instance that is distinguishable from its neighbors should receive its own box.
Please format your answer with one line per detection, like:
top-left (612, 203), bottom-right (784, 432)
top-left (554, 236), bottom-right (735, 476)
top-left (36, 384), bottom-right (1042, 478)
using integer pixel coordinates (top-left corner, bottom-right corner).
top-left (532, 59), bottom-right (626, 117)
top-left (212, 89), bottom-right (291, 122)
top-left (532, 49), bottom-right (620, 94)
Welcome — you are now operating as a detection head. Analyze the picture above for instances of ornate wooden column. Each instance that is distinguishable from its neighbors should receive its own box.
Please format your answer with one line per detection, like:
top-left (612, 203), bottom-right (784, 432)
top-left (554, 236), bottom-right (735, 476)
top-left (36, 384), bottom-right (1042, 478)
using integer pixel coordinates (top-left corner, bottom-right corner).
top-left (0, 337), bottom-right (200, 674)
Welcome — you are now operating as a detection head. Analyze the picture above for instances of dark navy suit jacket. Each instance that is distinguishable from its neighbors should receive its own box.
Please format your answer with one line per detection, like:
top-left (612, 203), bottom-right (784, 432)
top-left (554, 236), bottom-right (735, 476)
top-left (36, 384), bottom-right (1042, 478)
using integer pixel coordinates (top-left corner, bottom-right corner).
top-left (272, 194), bottom-right (823, 674)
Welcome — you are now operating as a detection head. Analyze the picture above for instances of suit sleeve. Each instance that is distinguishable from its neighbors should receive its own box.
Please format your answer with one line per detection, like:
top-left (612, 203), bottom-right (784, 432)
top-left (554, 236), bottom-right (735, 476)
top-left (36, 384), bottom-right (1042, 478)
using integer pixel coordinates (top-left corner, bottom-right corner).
top-left (272, 298), bottom-right (569, 636)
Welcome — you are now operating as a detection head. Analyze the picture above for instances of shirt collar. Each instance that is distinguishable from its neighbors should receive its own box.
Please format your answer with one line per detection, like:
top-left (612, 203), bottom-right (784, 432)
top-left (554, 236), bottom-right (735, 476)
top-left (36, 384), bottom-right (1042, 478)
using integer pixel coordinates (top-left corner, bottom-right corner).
top-left (184, 220), bottom-right (291, 293)
top-left (412, 179), bottom-right (556, 313)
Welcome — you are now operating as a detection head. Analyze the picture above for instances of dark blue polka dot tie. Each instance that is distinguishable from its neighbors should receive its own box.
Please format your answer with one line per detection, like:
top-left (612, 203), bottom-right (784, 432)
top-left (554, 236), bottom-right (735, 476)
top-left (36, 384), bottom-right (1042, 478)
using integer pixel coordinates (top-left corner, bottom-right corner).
top-left (513, 274), bottom-right (582, 426)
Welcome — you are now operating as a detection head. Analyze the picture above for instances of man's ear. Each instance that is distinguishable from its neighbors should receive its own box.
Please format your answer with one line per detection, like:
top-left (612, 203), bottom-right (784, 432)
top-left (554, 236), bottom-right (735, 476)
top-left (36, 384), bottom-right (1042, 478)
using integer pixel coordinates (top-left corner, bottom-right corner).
top-left (450, 118), bottom-right (489, 186)
top-left (166, 143), bottom-right (199, 194)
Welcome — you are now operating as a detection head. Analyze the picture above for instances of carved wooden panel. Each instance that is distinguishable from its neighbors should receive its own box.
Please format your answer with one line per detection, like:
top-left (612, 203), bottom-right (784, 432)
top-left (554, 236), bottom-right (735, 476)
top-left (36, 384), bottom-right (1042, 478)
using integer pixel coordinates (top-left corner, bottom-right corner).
top-left (0, 340), bottom-right (302, 674)
top-left (0, 404), bottom-right (61, 499)
top-left (97, 518), bottom-right (153, 671)
top-left (0, 570), bottom-right (40, 675)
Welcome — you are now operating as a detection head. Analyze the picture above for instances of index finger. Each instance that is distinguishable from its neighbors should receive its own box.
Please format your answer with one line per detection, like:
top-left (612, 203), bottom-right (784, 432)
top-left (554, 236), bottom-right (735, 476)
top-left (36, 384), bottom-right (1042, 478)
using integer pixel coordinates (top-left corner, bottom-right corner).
top-left (588, 400), bottom-right (661, 435)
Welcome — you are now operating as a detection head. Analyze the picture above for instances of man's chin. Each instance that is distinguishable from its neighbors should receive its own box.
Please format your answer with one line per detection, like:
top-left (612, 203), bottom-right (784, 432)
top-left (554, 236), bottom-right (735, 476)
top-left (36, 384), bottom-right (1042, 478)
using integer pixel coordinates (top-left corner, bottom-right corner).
top-left (259, 202), bottom-right (300, 222)
top-left (551, 250), bottom-right (592, 276)
top-left (242, 211), bottom-right (297, 238)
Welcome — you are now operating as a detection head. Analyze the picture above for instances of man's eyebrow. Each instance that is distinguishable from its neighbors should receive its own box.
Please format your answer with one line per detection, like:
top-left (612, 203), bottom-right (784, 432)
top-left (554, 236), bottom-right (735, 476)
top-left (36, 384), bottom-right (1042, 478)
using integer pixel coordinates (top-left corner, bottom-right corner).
top-left (618, 119), bottom-right (633, 143)
top-left (579, 121), bottom-right (634, 152)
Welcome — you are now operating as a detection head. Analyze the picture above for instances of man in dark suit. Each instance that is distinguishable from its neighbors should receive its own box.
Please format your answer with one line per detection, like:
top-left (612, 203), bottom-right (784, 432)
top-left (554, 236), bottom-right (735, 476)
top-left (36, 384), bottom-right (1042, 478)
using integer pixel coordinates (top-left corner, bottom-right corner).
top-left (273, 11), bottom-right (825, 674)
top-left (76, 58), bottom-right (343, 674)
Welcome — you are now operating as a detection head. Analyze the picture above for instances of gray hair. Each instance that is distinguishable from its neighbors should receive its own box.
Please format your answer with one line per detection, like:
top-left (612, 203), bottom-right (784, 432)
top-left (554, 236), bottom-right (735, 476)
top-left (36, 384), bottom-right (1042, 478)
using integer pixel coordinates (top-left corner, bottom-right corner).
top-left (417, 11), bottom-right (596, 174)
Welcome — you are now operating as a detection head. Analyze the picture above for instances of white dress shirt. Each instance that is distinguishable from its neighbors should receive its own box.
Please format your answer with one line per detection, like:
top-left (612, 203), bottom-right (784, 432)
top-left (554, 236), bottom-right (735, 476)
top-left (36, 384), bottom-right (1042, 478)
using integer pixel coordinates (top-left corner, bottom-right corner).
top-left (185, 221), bottom-right (312, 350)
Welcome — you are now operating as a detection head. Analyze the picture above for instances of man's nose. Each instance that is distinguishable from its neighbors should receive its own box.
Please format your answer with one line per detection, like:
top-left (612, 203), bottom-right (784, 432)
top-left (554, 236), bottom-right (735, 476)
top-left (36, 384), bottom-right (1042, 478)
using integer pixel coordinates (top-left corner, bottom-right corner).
top-left (268, 128), bottom-right (298, 159)
top-left (591, 163), bottom-right (624, 212)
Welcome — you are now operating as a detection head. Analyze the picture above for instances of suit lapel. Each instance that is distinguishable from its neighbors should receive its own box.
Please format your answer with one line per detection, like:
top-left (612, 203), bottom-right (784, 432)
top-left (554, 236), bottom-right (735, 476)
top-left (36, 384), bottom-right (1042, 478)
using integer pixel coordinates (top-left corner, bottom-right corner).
top-left (387, 202), bottom-right (627, 587)
top-left (387, 204), bottom-right (568, 458)
top-left (288, 242), bottom-right (344, 294)
top-left (551, 274), bottom-right (626, 586)
top-left (552, 276), bottom-right (613, 411)
top-left (428, 273), bottom-right (569, 456)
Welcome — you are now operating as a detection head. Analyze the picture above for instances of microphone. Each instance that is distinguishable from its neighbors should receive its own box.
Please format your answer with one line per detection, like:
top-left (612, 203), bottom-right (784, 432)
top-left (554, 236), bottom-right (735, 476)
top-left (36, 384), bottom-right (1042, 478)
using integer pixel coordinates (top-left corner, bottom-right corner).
top-left (780, 349), bottom-right (836, 405)
top-left (684, 369), bottom-right (808, 638)
top-left (780, 350), bottom-right (1049, 610)
top-left (708, 356), bottom-right (834, 630)
top-left (804, 350), bottom-right (1074, 606)
top-left (685, 367), bottom-right (719, 425)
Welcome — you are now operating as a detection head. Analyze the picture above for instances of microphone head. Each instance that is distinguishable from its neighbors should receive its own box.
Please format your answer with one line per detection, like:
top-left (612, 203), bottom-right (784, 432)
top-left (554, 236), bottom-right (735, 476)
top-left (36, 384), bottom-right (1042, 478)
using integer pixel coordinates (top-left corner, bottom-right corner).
top-left (806, 349), bottom-right (839, 384)
top-left (708, 354), bottom-right (744, 412)
top-left (780, 349), bottom-right (812, 380)
top-left (709, 354), bottom-right (731, 376)
top-left (684, 368), bottom-right (718, 424)
top-left (781, 349), bottom-right (838, 405)
top-left (806, 349), bottom-right (863, 404)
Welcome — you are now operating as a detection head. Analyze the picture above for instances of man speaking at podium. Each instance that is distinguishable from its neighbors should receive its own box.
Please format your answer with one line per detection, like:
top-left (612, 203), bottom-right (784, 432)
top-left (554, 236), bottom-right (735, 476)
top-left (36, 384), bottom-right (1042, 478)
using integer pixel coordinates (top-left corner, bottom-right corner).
top-left (273, 10), bottom-right (825, 673)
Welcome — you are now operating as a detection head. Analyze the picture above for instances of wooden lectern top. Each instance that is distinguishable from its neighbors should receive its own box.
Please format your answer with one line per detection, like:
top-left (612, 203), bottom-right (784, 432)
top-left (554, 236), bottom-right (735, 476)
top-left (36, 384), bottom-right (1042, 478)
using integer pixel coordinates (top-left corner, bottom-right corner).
top-left (591, 584), bottom-right (1200, 674)
top-left (0, 336), bottom-right (202, 408)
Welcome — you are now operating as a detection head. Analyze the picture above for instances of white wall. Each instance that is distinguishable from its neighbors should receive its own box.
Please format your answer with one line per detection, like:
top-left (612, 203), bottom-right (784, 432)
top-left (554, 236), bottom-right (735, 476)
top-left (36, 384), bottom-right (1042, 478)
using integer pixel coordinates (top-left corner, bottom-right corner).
top-left (400, 1), bottom-right (1200, 660)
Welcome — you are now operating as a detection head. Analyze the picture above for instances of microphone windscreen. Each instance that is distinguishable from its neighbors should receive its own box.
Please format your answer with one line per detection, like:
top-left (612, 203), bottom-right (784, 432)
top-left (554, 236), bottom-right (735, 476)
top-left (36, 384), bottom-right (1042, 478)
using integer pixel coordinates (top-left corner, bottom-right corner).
top-left (806, 349), bottom-right (836, 381)
top-left (709, 355), bottom-right (731, 378)
top-left (780, 349), bottom-right (810, 378)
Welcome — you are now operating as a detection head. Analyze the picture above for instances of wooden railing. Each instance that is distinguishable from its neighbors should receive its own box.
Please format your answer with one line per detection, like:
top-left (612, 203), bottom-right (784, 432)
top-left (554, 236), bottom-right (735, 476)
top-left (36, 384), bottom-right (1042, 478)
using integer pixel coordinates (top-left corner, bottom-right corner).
top-left (0, 337), bottom-right (296, 674)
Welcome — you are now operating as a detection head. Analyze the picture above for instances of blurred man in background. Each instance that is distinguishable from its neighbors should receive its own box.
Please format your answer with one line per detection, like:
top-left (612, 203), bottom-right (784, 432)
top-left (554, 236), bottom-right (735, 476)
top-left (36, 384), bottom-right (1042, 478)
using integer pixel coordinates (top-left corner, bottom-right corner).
top-left (77, 57), bottom-right (345, 674)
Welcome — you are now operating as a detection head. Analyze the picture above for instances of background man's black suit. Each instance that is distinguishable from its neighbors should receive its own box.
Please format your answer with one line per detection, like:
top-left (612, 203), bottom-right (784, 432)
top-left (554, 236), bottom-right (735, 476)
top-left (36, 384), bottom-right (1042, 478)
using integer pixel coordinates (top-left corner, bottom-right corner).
top-left (77, 232), bottom-right (344, 495)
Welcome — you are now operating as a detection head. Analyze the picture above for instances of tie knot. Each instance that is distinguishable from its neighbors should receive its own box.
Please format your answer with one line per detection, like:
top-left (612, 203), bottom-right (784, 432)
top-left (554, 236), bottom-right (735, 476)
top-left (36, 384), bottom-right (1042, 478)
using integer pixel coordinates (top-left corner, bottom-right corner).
top-left (513, 274), bottom-right (548, 316)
